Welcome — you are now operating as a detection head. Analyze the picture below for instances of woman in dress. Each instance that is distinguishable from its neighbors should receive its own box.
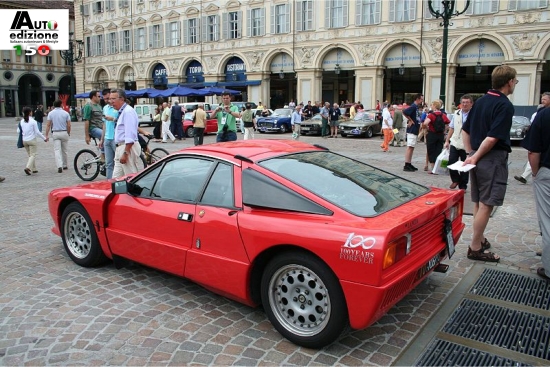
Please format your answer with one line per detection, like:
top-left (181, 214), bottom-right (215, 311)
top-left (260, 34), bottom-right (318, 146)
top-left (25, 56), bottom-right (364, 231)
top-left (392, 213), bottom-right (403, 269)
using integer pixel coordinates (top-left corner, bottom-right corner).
top-left (18, 106), bottom-right (47, 175)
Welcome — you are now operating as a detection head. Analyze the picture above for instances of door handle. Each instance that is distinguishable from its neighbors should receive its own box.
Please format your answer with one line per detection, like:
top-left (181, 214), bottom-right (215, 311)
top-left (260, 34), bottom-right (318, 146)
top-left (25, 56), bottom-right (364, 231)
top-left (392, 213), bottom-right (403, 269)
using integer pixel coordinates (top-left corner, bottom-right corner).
top-left (177, 212), bottom-right (193, 221)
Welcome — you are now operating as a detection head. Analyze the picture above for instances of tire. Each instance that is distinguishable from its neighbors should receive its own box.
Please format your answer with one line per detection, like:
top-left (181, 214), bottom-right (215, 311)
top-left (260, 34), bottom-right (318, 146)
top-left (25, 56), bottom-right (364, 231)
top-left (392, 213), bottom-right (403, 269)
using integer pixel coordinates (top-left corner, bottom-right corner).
top-left (280, 124), bottom-right (288, 133)
top-left (341, 133), bottom-right (347, 137)
top-left (149, 148), bottom-right (169, 165)
top-left (139, 154), bottom-right (147, 169)
top-left (261, 252), bottom-right (348, 348)
top-left (74, 149), bottom-right (100, 181)
top-left (365, 127), bottom-right (374, 138)
top-left (186, 127), bottom-right (195, 138)
top-left (61, 202), bottom-right (107, 267)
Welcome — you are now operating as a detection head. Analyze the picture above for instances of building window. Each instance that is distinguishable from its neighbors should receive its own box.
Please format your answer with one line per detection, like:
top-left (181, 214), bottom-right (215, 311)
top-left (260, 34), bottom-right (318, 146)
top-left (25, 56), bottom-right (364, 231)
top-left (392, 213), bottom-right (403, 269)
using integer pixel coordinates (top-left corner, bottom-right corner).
top-left (271, 4), bottom-right (290, 34)
top-left (2, 50), bottom-right (10, 62)
top-left (45, 55), bottom-right (53, 64)
top-left (86, 36), bottom-right (92, 57)
top-left (108, 32), bottom-right (117, 54)
top-left (509, 0), bottom-right (546, 10)
top-left (25, 55), bottom-right (33, 63)
top-left (389, 0), bottom-right (416, 22)
top-left (296, 1), bottom-right (313, 31)
top-left (95, 34), bottom-right (104, 55)
top-left (326, 0), bottom-right (349, 28)
top-left (248, 8), bottom-right (265, 37)
top-left (105, 0), bottom-right (115, 11)
top-left (150, 24), bottom-right (163, 48)
top-left (186, 18), bottom-right (199, 44)
top-left (93, 1), bottom-right (103, 13)
top-left (118, 0), bottom-right (129, 8)
top-left (167, 21), bottom-right (180, 46)
top-left (136, 27), bottom-right (146, 50)
top-left (121, 30), bottom-right (131, 52)
top-left (205, 15), bottom-right (219, 42)
top-left (357, 0), bottom-right (381, 25)
top-left (224, 11), bottom-right (241, 39)
top-left (465, 0), bottom-right (499, 15)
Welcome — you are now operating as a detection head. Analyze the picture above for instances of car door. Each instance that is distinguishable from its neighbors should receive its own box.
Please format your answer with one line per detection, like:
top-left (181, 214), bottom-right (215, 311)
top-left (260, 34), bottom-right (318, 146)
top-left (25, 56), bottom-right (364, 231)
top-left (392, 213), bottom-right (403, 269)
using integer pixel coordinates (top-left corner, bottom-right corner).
top-left (106, 157), bottom-right (215, 276)
top-left (184, 162), bottom-right (249, 300)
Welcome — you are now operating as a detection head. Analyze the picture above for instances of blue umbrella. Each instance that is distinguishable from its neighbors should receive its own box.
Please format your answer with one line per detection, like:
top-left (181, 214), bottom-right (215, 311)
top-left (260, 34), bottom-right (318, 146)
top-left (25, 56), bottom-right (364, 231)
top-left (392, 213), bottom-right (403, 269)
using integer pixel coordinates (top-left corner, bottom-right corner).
top-left (126, 88), bottom-right (156, 98)
top-left (149, 86), bottom-right (210, 98)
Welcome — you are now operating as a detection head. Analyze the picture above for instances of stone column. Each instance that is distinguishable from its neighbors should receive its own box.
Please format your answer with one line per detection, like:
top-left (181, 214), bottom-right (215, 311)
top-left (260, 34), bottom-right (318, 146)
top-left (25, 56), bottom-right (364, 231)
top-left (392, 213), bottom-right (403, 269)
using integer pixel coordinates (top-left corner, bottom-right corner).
top-left (505, 61), bottom-right (539, 105)
top-left (446, 64), bottom-right (457, 107)
top-left (296, 69), bottom-right (319, 105)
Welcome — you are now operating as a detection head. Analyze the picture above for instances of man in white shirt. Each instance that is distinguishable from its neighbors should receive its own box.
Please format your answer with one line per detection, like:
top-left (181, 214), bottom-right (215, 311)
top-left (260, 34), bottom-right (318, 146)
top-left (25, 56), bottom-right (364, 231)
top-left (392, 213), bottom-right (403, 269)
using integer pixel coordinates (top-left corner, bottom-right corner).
top-left (110, 89), bottom-right (141, 178)
top-left (291, 105), bottom-right (302, 140)
top-left (161, 102), bottom-right (175, 143)
top-left (45, 99), bottom-right (71, 173)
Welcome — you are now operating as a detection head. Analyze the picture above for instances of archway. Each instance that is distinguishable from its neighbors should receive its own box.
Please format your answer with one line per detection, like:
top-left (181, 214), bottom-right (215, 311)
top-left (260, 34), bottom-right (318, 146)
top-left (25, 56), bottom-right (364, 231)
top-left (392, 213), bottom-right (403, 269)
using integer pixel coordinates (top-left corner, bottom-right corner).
top-left (454, 39), bottom-right (505, 101)
top-left (269, 52), bottom-right (296, 108)
top-left (18, 74), bottom-right (42, 113)
top-left (383, 44), bottom-right (422, 104)
top-left (321, 48), bottom-right (355, 105)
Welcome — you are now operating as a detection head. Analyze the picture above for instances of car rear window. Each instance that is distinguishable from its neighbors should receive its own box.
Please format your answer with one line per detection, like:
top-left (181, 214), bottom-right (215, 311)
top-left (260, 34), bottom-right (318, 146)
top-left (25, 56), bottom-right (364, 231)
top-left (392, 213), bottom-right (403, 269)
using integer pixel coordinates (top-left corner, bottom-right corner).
top-left (259, 151), bottom-right (429, 216)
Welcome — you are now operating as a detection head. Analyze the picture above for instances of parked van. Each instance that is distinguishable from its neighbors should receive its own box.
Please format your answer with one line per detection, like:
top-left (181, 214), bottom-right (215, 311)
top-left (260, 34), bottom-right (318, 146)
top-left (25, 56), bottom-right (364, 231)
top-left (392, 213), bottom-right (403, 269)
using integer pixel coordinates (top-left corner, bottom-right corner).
top-left (134, 104), bottom-right (158, 126)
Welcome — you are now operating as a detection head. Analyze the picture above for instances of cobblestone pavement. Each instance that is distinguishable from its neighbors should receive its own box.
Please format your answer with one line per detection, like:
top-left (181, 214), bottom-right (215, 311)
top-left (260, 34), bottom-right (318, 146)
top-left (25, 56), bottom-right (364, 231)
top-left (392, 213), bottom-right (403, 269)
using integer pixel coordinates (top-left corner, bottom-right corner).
top-left (0, 116), bottom-right (542, 365)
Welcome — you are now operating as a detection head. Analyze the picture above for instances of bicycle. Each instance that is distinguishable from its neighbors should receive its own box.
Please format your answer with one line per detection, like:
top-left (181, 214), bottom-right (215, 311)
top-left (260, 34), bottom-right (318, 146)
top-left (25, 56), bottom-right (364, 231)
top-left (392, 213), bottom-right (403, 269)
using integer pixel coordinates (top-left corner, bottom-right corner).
top-left (73, 135), bottom-right (169, 181)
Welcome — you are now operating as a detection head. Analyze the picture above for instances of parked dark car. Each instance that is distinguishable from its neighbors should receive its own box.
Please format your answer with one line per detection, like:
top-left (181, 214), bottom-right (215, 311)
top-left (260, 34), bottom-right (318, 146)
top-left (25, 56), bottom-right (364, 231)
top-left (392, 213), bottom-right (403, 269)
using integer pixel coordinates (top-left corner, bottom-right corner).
top-left (300, 113), bottom-right (323, 135)
top-left (257, 108), bottom-right (293, 133)
top-left (509, 115), bottom-right (531, 141)
top-left (338, 110), bottom-right (381, 138)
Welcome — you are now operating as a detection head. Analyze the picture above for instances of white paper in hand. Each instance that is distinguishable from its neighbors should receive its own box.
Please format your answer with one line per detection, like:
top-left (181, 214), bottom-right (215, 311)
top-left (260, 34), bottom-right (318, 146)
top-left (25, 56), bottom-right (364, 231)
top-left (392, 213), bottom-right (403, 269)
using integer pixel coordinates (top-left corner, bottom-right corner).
top-left (447, 160), bottom-right (476, 172)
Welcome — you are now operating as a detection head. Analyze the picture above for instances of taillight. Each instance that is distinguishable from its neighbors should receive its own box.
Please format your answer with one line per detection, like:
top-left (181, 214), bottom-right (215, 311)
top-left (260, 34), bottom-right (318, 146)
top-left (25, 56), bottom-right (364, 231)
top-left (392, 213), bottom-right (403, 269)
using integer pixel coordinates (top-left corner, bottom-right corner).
top-left (383, 234), bottom-right (411, 269)
top-left (448, 203), bottom-right (461, 222)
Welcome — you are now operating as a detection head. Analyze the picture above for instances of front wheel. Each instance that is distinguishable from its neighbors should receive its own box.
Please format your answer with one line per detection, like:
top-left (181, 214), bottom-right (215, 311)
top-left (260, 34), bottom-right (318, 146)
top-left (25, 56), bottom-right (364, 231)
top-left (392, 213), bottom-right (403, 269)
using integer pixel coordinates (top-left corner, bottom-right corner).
top-left (61, 202), bottom-right (107, 267)
top-left (186, 127), bottom-right (195, 138)
top-left (280, 124), bottom-right (288, 133)
top-left (261, 252), bottom-right (348, 348)
top-left (365, 127), bottom-right (374, 138)
top-left (74, 149), bottom-right (100, 181)
top-left (149, 148), bottom-right (169, 165)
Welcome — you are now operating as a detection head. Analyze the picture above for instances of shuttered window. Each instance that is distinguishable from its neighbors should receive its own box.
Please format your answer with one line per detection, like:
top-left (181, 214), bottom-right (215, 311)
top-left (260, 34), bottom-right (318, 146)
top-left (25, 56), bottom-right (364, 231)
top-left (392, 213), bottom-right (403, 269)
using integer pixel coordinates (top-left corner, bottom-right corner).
top-left (271, 4), bottom-right (290, 34)
top-left (508, 0), bottom-right (547, 10)
top-left (184, 18), bottom-right (200, 44)
top-left (149, 24), bottom-right (163, 48)
top-left (222, 11), bottom-right (241, 39)
top-left (296, 1), bottom-right (313, 31)
top-left (119, 30), bottom-right (131, 52)
top-left (107, 32), bottom-right (117, 54)
top-left (134, 27), bottom-right (146, 50)
top-left (389, 0), bottom-right (416, 22)
top-left (325, 0), bottom-right (348, 28)
top-left (466, 0), bottom-right (499, 14)
top-left (356, 0), bottom-right (380, 25)
top-left (247, 8), bottom-right (265, 37)
top-left (166, 21), bottom-right (180, 46)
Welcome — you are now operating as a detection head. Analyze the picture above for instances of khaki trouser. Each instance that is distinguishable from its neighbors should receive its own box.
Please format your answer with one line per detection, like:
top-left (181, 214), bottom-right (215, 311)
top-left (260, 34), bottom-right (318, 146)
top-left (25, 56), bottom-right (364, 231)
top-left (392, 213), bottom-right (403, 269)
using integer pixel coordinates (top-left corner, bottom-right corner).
top-left (23, 139), bottom-right (37, 171)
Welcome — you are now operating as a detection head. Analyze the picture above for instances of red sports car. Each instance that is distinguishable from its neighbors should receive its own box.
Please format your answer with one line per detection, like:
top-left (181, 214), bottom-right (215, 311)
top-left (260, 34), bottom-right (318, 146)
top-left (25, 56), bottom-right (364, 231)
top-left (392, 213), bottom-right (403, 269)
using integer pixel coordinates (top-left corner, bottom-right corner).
top-left (183, 112), bottom-right (218, 138)
top-left (48, 140), bottom-right (464, 348)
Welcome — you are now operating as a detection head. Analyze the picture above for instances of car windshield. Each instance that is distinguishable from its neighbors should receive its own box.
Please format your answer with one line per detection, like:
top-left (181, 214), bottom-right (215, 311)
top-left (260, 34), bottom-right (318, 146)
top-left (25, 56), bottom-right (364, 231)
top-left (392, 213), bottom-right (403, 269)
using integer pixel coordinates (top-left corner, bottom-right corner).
top-left (184, 112), bottom-right (193, 120)
top-left (259, 151), bottom-right (429, 216)
top-left (511, 116), bottom-right (530, 127)
top-left (272, 109), bottom-right (292, 117)
top-left (355, 111), bottom-right (376, 121)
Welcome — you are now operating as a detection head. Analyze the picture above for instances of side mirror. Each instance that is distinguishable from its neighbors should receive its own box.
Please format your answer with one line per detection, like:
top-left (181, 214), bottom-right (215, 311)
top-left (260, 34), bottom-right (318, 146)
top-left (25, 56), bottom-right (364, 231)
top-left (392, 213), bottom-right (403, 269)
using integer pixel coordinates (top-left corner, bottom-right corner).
top-left (112, 180), bottom-right (128, 195)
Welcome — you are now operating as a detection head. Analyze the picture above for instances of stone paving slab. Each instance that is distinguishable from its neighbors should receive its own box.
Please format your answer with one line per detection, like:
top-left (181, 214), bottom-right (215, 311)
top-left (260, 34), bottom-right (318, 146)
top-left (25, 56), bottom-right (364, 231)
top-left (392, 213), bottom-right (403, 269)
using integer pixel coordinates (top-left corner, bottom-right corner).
top-left (0, 117), bottom-right (542, 365)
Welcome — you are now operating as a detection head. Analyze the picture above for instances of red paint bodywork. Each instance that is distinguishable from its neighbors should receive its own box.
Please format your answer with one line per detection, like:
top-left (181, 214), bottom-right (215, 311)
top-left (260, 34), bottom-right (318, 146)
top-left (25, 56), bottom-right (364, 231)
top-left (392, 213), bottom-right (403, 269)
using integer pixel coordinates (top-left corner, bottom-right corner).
top-left (48, 140), bottom-right (465, 330)
top-left (182, 115), bottom-right (218, 136)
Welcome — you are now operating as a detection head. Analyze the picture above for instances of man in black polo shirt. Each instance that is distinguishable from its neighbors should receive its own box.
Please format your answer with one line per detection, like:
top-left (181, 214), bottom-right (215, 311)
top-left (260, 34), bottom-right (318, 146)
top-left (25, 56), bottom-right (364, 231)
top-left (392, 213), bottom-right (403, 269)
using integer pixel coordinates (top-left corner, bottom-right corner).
top-left (521, 107), bottom-right (550, 279)
top-left (462, 65), bottom-right (517, 263)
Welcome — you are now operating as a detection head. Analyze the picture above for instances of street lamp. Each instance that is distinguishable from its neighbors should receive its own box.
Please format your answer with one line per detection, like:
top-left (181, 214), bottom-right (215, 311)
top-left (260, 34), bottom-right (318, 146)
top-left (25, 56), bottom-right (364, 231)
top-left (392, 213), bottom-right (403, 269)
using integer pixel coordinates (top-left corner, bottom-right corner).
top-left (475, 39), bottom-right (483, 74)
top-left (399, 43), bottom-right (405, 75)
top-left (334, 64), bottom-right (341, 75)
top-left (279, 69), bottom-right (284, 79)
top-left (59, 31), bottom-right (83, 122)
top-left (428, 0), bottom-right (470, 105)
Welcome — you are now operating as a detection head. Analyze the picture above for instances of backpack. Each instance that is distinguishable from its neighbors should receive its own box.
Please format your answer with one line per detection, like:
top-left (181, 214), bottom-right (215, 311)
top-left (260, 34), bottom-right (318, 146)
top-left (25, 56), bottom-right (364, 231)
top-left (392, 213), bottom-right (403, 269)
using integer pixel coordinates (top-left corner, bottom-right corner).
top-left (433, 112), bottom-right (445, 133)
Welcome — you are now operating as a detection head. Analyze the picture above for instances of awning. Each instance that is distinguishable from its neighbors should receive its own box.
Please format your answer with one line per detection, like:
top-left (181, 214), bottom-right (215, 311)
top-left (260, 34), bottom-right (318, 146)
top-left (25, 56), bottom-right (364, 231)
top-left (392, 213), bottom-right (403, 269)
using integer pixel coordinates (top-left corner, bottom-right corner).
top-left (217, 80), bottom-right (261, 88)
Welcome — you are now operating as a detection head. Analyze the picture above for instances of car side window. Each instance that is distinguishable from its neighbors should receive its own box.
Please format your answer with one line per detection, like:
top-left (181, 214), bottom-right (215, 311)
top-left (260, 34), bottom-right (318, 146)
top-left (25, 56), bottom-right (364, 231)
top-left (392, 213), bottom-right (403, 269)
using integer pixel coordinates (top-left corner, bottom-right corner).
top-left (143, 106), bottom-right (149, 114)
top-left (200, 163), bottom-right (234, 207)
top-left (135, 106), bottom-right (141, 114)
top-left (136, 157), bottom-right (213, 202)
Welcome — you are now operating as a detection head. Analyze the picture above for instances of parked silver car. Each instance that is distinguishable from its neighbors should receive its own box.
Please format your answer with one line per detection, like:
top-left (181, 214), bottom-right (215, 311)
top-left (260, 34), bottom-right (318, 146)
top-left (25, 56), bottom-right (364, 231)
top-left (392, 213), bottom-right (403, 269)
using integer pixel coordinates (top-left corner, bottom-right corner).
top-left (338, 110), bottom-right (381, 138)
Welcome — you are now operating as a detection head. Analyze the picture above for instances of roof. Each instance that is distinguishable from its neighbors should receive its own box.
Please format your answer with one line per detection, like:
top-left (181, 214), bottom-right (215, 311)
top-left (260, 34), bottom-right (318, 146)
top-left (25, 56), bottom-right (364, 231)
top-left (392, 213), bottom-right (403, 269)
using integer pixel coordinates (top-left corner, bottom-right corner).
top-left (182, 139), bottom-right (327, 162)
top-left (0, 0), bottom-right (74, 17)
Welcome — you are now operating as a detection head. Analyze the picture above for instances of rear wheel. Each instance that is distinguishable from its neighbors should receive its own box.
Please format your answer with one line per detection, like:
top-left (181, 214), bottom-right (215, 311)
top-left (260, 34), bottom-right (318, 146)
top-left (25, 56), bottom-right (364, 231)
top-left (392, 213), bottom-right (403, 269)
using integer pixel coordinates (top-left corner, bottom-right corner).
top-left (186, 127), bottom-right (195, 138)
top-left (74, 149), bottom-right (100, 181)
top-left (261, 252), bottom-right (348, 348)
top-left (340, 133), bottom-right (347, 137)
top-left (149, 148), bottom-right (169, 165)
top-left (61, 202), bottom-right (107, 267)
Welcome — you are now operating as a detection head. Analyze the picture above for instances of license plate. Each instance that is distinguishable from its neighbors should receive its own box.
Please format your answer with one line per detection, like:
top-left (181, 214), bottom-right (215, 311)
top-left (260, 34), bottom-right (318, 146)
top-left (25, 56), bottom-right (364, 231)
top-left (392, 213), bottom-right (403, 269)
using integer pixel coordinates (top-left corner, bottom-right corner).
top-left (301, 127), bottom-right (310, 131)
top-left (261, 127), bottom-right (267, 131)
top-left (445, 220), bottom-right (455, 258)
top-left (416, 253), bottom-right (440, 280)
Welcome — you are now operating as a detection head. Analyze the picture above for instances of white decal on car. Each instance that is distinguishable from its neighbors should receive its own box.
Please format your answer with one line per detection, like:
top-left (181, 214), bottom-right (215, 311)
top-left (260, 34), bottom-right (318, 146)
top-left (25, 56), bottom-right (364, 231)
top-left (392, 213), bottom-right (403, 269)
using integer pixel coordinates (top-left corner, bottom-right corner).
top-left (343, 233), bottom-right (376, 250)
top-left (339, 248), bottom-right (374, 264)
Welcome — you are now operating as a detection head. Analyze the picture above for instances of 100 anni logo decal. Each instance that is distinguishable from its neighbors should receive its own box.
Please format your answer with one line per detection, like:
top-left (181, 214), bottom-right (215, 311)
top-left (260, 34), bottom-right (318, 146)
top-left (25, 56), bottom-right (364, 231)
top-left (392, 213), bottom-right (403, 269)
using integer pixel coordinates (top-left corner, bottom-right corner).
top-left (340, 233), bottom-right (376, 264)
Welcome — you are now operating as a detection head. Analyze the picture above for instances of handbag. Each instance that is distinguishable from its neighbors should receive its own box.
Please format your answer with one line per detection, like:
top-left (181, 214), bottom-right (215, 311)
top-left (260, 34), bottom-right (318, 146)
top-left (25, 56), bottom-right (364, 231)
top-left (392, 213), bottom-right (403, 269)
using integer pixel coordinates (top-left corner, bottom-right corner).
top-left (432, 148), bottom-right (450, 175)
top-left (17, 122), bottom-right (24, 148)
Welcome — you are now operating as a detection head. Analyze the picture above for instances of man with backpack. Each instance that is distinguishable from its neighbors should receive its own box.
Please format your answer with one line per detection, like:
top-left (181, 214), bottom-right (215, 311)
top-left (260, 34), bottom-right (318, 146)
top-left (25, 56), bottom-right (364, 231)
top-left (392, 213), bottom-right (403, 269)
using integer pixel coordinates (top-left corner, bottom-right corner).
top-left (422, 99), bottom-right (450, 172)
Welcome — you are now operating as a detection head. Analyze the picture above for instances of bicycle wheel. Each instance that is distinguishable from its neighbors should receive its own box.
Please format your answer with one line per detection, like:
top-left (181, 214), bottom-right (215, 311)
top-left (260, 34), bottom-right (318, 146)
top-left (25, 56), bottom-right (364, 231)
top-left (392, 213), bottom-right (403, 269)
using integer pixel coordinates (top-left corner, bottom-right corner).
top-left (74, 149), bottom-right (100, 181)
top-left (149, 148), bottom-right (170, 165)
top-left (139, 154), bottom-right (147, 169)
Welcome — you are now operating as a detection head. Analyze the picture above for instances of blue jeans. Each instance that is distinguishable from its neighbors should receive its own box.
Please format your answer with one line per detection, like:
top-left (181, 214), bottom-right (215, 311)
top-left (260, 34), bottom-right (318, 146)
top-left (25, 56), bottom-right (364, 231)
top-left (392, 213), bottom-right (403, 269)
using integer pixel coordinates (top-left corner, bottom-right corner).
top-left (37, 121), bottom-right (42, 132)
top-left (104, 138), bottom-right (116, 179)
top-left (90, 127), bottom-right (104, 153)
top-left (216, 131), bottom-right (237, 142)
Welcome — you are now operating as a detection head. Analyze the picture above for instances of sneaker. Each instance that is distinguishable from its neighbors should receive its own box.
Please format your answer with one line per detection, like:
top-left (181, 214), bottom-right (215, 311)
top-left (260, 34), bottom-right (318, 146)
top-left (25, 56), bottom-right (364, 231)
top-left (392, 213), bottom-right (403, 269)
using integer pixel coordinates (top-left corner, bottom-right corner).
top-left (0, 176), bottom-right (5, 182)
top-left (58, 167), bottom-right (63, 173)
top-left (403, 165), bottom-right (415, 172)
top-left (410, 164), bottom-right (419, 171)
top-left (24, 168), bottom-right (31, 175)
top-left (514, 175), bottom-right (527, 184)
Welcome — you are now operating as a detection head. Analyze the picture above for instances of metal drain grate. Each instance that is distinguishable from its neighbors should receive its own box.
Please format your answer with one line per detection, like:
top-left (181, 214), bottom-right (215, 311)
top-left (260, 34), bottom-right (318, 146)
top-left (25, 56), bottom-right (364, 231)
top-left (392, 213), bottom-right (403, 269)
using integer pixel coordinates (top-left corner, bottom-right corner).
top-left (470, 268), bottom-right (550, 310)
top-left (415, 339), bottom-right (528, 366)
top-left (444, 299), bottom-right (550, 360)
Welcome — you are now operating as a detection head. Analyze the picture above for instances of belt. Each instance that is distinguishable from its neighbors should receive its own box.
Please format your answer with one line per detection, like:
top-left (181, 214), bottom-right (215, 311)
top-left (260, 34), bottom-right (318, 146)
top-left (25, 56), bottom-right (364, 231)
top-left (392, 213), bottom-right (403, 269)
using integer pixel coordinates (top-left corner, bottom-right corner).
top-left (116, 142), bottom-right (125, 147)
top-left (52, 130), bottom-right (66, 132)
